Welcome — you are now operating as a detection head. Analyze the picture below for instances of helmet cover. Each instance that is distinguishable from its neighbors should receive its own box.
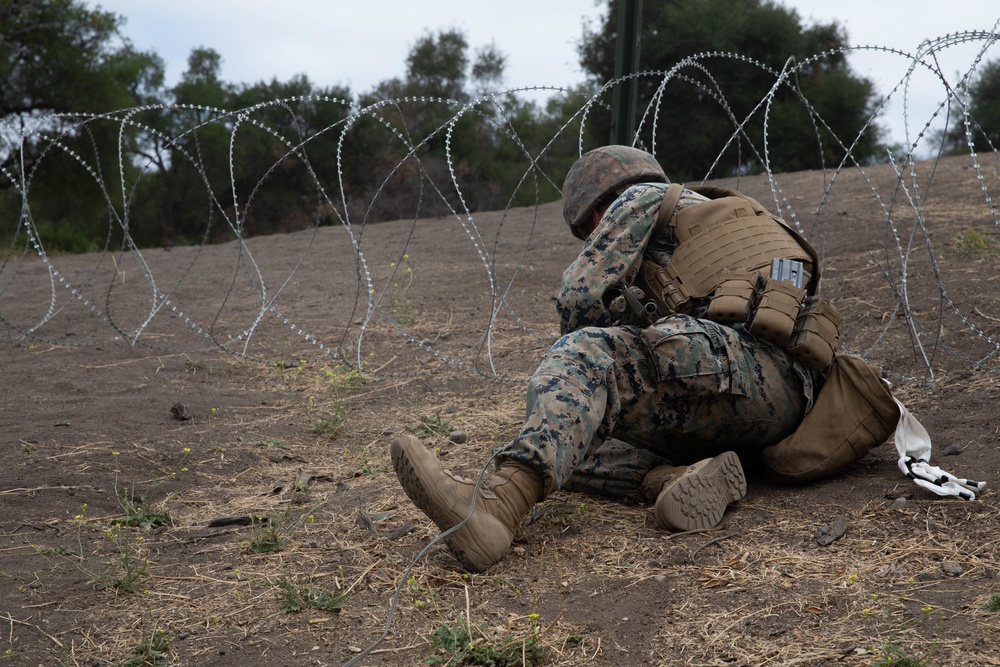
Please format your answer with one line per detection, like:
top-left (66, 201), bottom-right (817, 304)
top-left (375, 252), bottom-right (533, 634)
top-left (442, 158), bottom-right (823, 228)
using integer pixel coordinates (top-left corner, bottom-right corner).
top-left (561, 145), bottom-right (668, 238)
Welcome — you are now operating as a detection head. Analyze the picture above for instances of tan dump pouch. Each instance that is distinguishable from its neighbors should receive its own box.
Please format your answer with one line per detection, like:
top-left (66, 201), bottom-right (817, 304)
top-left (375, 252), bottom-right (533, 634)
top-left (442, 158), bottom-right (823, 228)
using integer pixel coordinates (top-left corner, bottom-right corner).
top-left (787, 297), bottom-right (844, 372)
top-left (748, 277), bottom-right (805, 347)
top-left (706, 270), bottom-right (758, 324)
top-left (761, 354), bottom-right (901, 484)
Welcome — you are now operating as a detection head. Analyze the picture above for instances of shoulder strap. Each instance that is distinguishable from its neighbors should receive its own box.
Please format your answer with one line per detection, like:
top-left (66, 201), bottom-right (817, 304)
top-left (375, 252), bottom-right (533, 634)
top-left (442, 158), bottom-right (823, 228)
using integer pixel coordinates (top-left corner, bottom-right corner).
top-left (652, 183), bottom-right (685, 236)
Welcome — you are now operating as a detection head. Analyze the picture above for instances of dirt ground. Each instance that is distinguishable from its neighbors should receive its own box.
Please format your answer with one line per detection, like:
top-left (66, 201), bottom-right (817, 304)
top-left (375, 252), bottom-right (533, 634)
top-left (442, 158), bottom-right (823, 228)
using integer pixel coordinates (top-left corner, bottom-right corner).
top-left (2, 154), bottom-right (1000, 667)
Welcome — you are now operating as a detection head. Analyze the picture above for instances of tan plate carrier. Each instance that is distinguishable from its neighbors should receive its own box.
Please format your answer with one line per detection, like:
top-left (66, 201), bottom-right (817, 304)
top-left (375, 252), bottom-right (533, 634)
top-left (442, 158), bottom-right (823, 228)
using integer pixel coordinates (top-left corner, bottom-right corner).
top-left (631, 184), bottom-right (842, 372)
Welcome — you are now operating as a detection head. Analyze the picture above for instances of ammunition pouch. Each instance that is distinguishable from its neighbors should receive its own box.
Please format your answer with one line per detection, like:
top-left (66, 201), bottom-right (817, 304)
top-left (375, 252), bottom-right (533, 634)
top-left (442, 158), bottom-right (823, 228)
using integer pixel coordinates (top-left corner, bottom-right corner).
top-left (748, 277), bottom-right (805, 347)
top-left (788, 297), bottom-right (844, 372)
top-left (706, 270), bottom-right (757, 324)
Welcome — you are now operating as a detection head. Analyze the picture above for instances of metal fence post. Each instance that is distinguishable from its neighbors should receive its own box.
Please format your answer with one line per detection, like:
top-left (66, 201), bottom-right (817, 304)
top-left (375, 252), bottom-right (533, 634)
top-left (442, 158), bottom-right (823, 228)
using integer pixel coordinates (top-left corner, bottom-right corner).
top-left (611, 0), bottom-right (642, 146)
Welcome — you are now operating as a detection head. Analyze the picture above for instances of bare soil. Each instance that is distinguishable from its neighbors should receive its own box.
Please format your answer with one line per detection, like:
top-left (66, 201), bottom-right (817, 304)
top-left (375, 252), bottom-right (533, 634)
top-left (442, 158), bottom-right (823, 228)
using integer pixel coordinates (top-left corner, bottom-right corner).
top-left (2, 155), bottom-right (1000, 666)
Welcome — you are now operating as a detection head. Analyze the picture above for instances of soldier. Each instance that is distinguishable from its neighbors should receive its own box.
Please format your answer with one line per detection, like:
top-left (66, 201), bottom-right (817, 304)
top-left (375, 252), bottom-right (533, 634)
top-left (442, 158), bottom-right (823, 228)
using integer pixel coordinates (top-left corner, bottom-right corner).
top-left (391, 145), bottom-right (823, 573)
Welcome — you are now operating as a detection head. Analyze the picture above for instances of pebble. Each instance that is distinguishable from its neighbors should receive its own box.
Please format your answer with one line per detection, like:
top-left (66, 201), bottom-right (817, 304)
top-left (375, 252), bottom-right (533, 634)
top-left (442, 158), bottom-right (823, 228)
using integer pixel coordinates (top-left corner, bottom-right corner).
top-left (448, 430), bottom-right (468, 444)
top-left (890, 497), bottom-right (908, 510)
top-left (942, 444), bottom-right (962, 456)
top-left (942, 561), bottom-right (963, 577)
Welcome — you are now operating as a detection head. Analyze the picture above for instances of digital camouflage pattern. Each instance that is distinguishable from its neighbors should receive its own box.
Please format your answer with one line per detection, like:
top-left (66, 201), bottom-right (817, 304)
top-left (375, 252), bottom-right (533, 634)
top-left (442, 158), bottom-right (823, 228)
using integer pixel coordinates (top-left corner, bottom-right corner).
top-left (498, 183), bottom-right (818, 499)
top-left (558, 183), bottom-right (711, 333)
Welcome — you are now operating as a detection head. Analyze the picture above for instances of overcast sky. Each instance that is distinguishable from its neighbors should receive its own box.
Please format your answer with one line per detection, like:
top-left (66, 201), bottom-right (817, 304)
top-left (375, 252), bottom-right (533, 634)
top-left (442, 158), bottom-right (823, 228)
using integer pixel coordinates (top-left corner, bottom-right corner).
top-left (87, 0), bottom-right (1000, 151)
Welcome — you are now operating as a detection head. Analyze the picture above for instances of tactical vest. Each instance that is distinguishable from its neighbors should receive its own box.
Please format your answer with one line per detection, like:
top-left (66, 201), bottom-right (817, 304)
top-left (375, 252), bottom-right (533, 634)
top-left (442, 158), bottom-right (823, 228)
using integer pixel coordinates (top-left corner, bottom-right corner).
top-left (629, 183), bottom-right (841, 371)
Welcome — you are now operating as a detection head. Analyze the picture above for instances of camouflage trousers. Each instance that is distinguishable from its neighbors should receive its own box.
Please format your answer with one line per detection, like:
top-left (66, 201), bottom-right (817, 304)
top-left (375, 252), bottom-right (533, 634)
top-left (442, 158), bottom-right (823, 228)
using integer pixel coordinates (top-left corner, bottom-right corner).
top-left (498, 315), bottom-right (817, 500)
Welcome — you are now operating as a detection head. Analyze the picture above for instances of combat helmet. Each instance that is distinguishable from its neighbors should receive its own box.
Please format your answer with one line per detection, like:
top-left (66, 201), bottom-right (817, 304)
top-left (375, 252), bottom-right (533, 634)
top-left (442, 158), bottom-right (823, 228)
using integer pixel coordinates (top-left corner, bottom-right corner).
top-left (561, 145), bottom-right (668, 239)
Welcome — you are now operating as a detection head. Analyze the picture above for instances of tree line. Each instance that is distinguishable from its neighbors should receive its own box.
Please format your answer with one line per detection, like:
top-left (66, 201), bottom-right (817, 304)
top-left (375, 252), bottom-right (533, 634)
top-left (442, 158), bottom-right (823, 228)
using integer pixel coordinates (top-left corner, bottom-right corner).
top-left (2, 0), bottom-right (997, 252)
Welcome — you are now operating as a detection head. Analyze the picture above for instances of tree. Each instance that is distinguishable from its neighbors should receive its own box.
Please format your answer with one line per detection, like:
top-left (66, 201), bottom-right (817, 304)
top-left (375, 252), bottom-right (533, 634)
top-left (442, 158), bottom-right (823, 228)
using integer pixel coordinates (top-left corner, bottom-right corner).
top-left (578, 0), bottom-right (886, 179)
top-left (0, 0), bottom-right (168, 251)
top-left (937, 58), bottom-right (1000, 154)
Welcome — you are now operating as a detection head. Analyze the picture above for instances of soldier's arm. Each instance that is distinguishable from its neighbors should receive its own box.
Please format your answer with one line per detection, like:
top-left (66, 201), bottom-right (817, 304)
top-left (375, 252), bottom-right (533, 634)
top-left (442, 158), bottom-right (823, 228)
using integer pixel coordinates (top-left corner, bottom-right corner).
top-left (556, 184), bottom-right (665, 334)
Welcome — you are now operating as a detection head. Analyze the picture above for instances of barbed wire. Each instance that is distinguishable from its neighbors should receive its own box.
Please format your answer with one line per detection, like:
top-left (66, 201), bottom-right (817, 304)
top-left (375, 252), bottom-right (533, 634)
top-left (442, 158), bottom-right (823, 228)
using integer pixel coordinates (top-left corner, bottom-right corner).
top-left (2, 35), bottom-right (999, 384)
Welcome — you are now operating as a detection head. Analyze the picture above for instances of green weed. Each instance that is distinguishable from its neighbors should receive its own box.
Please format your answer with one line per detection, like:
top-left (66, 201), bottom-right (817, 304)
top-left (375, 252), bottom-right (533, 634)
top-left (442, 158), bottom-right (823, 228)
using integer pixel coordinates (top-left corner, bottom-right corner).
top-left (122, 628), bottom-right (171, 667)
top-left (871, 643), bottom-right (931, 667)
top-left (850, 576), bottom-right (941, 667)
top-left (257, 438), bottom-right (289, 462)
top-left (954, 225), bottom-right (995, 259)
top-left (45, 504), bottom-right (150, 593)
top-left (985, 593), bottom-right (1000, 612)
top-left (389, 254), bottom-right (415, 325)
top-left (274, 577), bottom-right (345, 613)
top-left (104, 525), bottom-right (150, 593)
top-left (246, 515), bottom-right (286, 554)
top-left (245, 510), bottom-right (317, 555)
top-left (427, 613), bottom-right (543, 667)
top-left (305, 395), bottom-right (348, 438)
top-left (110, 447), bottom-right (191, 529)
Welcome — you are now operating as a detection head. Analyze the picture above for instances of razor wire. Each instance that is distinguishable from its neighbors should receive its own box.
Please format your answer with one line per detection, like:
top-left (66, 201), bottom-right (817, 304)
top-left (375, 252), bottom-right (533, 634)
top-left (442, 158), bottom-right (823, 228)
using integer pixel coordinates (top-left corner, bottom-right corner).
top-left (2, 33), bottom-right (1000, 385)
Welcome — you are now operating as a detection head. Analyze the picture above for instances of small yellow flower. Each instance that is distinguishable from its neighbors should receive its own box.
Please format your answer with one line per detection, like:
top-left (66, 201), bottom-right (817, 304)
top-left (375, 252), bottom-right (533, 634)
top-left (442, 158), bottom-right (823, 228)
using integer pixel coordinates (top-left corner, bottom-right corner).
top-left (390, 262), bottom-right (396, 268)
top-left (863, 608), bottom-right (871, 616)
top-left (182, 447), bottom-right (191, 454)
top-left (181, 467), bottom-right (188, 472)
top-left (528, 613), bottom-right (539, 622)
top-left (922, 605), bottom-right (933, 614)
top-left (112, 451), bottom-right (120, 457)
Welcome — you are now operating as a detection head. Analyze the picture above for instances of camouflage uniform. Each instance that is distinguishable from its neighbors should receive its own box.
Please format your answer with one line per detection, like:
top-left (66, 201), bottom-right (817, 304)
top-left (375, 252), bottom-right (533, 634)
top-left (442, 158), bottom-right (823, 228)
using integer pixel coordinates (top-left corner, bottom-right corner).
top-left (498, 183), bottom-right (818, 500)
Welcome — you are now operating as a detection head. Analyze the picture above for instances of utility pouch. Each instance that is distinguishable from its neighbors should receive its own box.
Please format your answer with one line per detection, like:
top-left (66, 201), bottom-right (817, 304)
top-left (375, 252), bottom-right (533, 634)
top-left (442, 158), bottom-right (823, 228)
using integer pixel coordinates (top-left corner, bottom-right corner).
top-left (761, 354), bottom-right (901, 484)
top-left (706, 270), bottom-right (758, 324)
top-left (748, 277), bottom-right (805, 347)
top-left (787, 296), bottom-right (843, 372)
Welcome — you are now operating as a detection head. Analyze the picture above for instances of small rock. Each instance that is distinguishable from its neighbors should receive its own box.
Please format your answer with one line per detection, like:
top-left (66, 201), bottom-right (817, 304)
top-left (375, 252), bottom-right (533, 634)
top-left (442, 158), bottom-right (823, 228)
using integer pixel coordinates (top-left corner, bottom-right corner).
top-left (653, 574), bottom-right (666, 583)
top-left (890, 497), bottom-right (908, 510)
top-left (942, 561), bottom-right (963, 577)
top-left (511, 546), bottom-right (526, 556)
top-left (942, 444), bottom-right (962, 456)
top-left (444, 406), bottom-right (459, 414)
top-left (448, 430), bottom-right (468, 444)
top-left (170, 402), bottom-right (192, 421)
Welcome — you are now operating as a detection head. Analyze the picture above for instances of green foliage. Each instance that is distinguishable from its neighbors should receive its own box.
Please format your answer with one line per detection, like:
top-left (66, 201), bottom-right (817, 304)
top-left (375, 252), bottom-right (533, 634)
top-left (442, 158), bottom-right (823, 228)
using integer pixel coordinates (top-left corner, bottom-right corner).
top-left (954, 226), bottom-right (995, 259)
top-left (871, 643), bottom-right (931, 667)
top-left (274, 577), bottom-right (345, 613)
top-left (579, 0), bottom-right (885, 179)
top-left (113, 490), bottom-right (170, 529)
top-left (247, 516), bottom-right (286, 554)
top-left (986, 593), bottom-right (1000, 612)
top-left (122, 629), bottom-right (171, 667)
top-left (3, 6), bottom-right (573, 250)
top-left (427, 614), bottom-right (543, 667)
top-left (938, 58), bottom-right (1000, 153)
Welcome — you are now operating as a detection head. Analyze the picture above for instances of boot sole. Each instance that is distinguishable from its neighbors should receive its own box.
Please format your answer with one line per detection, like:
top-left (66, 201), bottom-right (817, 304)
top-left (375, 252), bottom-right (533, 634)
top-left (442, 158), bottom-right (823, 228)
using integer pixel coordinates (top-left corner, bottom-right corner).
top-left (390, 436), bottom-right (510, 572)
top-left (655, 451), bottom-right (747, 531)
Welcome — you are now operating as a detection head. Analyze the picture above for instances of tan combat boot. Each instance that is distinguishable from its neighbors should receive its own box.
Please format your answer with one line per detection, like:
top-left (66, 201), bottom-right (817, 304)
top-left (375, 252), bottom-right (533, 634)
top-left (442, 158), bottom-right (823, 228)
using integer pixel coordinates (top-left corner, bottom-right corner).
top-left (390, 435), bottom-right (542, 572)
top-left (641, 451), bottom-right (747, 531)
